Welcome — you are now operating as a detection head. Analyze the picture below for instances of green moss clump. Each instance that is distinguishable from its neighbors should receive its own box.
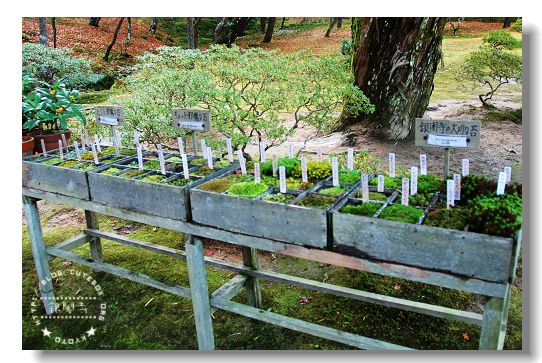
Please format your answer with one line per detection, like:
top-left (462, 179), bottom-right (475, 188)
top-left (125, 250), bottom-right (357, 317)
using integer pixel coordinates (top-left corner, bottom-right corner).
top-left (127, 160), bottom-right (139, 167)
top-left (190, 158), bottom-right (207, 165)
top-left (226, 174), bottom-right (253, 183)
top-left (100, 147), bottom-right (116, 155)
top-left (370, 176), bottom-right (403, 189)
top-left (73, 163), bottom-right (95, 171)
top-left (165, 178), bottom-right (192, 187)
top-left (215, 159), bottom-right (231, 168)
top-left (120, 149), bottom-right (137, 156)
top-left (100, 167), bottom-right (122, 175)
top-left (465, 193), bottom-right (522, 237)
top-left (319, 186), bottom-right (346, 196)
top-left (102, 156), bottom-right (123, 165)
top-left (461, 175), bottom-right (522, 201)
top-left (341, 203), bottom-right (381, 217)
top-left (140, 174), bottom-right (167, 183)
top-left (41, 157), bottom-right (63, 165)
top-left (339, 169), bottom-right (360, 184)
top-left (379, 204), bottom-right (424, 224)
top-left (143, 160), bottom-right (161, 170)
top-left (297, 194), bottom-right (335, 209)
top-left (57, 160), bottom-right (81, 168)
top-left (409, 193), bottom-right (433, 208)
top-left (292, 161), bottom-right (332, 180)
top-left (424, 208), bottom-right (468, 231)
top-left (262, 193), bottom-right (295, 204)
top-left (261, 157), bottom-right (300, 177)
top-left (194, 166), bottom-right (215, 176)
top-left (166, 156), bottom-right (182, 163)
top-left (417, 174), bottom-right (442, 194)
top-left (119, 169), bottom-right (147, 179)
top-left (369, 192), bottom-right (388, 201)
top-left (261, 175), bottom-right (278, 187)
top-left (199, 178), bottom-right (237, 193)
top-left (227, 182), bottom-right (268, 198)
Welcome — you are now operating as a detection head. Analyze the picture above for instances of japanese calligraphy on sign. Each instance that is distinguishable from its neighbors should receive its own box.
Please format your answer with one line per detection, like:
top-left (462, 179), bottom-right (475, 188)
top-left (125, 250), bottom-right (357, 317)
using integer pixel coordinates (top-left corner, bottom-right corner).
top-left (95, 106), bottom-right (125, 126)
top-left (172, 108), bottom-right (210, 131)
top-left (414, 118), bottom-right (481, 149)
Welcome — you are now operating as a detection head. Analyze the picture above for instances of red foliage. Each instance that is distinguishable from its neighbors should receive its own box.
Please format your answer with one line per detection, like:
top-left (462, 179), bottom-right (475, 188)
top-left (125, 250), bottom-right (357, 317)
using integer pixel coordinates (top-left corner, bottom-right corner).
top-left (22, 17), bottom-right (166, 67)
top-left (444, 21), bottom-right (504, 36)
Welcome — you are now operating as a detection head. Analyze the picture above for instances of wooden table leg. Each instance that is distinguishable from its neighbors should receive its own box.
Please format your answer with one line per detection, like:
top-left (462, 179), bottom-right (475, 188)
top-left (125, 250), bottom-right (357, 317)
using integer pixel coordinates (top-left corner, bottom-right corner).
top-left (85, 210), bottom-right (103, 262)
top-left (185, 234), bottom-right (215, 350)
top-left (242, 246), bottom-right (262, 309)
top-left (23, 196), bottom-right (56, 315)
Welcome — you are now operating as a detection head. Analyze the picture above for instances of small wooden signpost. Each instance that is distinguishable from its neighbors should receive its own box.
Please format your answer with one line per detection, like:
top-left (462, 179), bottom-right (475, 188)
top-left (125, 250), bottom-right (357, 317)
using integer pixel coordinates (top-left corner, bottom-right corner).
top-left (415, 118), bottom-right (481, 178)
top-left (172, 108), bottom-right (211, 155)
top-left (95, 106), bottom-right (125, 146)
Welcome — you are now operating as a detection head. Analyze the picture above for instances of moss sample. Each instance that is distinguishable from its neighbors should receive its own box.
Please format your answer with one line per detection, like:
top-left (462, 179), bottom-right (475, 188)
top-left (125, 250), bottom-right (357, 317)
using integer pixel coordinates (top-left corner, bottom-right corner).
top-left (120, 149), bottom-right (137, 156)
top-left (297, 194), bottom-right (335, 209)
top-left (465, 192), bottom-right (522, 237)
top-left (194, 166), bottom-right (214, 176)
top-left (140, 174), bottom-right (167, 183)
top-left (73, 163), bottom-right (95, 171)
top-left (341, 203), bottom-right (381, 217)
top-left (199, 178), bottom-right (237, 193)
top-left (369, 192), bottom-right (388, 201)
top-left (409, 193), bottom-right (433, 208)
top-left (102, 156), bottom-right (123, 165)
top-left (100, 167), bottom-right (122, 175)
top-left (424, 208), bottom-right (468, 231)
top-left (461, 175), bottom-right (522, 201)
top-left (262, 193), bottom-right (296, 204)
top-left (190, 158), bottom-right (207, 165)
top-left (417, 174), bottom-right (442, 194)
top-left (57, 160), bottom-right (81, 168)
top-left (370, 176), bottom-right (402, 189)
top-left (143, 160), bottom-right (161, 170)
top-left (261, 157), bottom-right (300, 177)
top-left (166, 156), bottom-right (182, 163)
top-left (101, 147), bottom-right (116, 155)
top-left (226, 174), bottom-right (253, 183)
top-left (339, 169), bottom-right (361, 184)
top-left (319, 186), bottom-right (346, 196)
top-left (165, 178), bottom-right (192, 187)
top-left (41, 157), bottom-right (62, 165)
top-left (215, 160), bottom-right (231, 168)
top-left (227, 182), bottom-right (268, 198)
top-left (292, 160), bottom-right (332, 180)
top-left (379, 204), bottom-right (423, 224)
top-left (120, 169), bottom-right (147, 179)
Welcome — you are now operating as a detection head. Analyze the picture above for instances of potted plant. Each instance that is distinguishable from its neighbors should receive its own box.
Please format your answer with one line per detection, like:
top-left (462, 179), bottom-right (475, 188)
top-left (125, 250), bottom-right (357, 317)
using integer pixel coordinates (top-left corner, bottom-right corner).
top-left (22, 77), bottom-right (86, 153)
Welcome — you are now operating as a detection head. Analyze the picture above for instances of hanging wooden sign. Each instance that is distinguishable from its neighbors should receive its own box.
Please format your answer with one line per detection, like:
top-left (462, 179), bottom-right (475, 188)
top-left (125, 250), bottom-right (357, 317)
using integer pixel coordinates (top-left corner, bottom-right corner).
top-left (415, 118), bottom-right (481, 149)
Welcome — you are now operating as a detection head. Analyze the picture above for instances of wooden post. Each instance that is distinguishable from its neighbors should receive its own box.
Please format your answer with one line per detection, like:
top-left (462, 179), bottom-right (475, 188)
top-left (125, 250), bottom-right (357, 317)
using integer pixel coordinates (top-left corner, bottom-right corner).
top-left (185, 234), bottom-right (215, 350)
top-left (479, 296), bottom-right (506, 349)
top-left (23, 196), bottom-right (56, 315)
top-left (242, 247), bottom-right (262, 309)
top-left (444, 147), bottom-right (450, 179)
top-left (85, 210), bottom-right (103, 262)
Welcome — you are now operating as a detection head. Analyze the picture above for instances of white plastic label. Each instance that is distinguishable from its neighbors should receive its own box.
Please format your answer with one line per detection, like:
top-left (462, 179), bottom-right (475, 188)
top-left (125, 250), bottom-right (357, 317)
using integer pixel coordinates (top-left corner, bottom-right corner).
top-left (237, 150), bottom-right (247, 175)
top-left (80, 138), bottom-right (86, 152)
top-left (347, 148), bottom-right (354, 171)
top-left (377, 175), bottom-right (385, 193)
top-left (41, 139), bottom-right (47, 156)
top-left (301, 157), bottom-right (308, 183)
top-left (504, 166), bottom-right (512, 184)
top-left (279, 166), bottom-right (287, 193)
top-left (497, 172), bottom-right (506, 195)
top-left (181, 154), bottom-right (190, 179)
top-left (454, 174), bottom-right (461, 201)
top-left (113, 129), bottom-right (120, 156)
top-left (254, 163), bottom-right (261, 183)
top-left (420, 154), bottom-right (427, 176)
top-left (462, 159), bottom-right (470, 176)
top-left (134, 131), bottom-right (140, 147)
top-left (259, 142), bottom-right (266, 162)
top-left (447, 179), bottom-right (455, 208)
top-left (136, 146), bottom-right (143, 170)
top-left (58, 140), bottom-right (64, 160)
top-left (361, 174), bottom-right (369, 203)
top-left (94, 135), bottom-right (101, 152)
top-left (74, 142), bottom-right (81, 161)
top-left (317, 148), bottom-right (322, 162)
top-left (177, 137), bottom-right (185, 155)
top-left (157, 146), bottom-right (166, 175)
top-left (61, 133), bottom-right (68, 151)
top-left (200, 139), bottom-right (207, 157)
top-left (401, 178), bottom-right (409, 206)
top-left (272, 155), bottom-right (278, 177)
top-left (389, 153), bottom-right (396, 178)
top-left (91, 143), bottom-right (99, 165)
top-left (332, 157), bottom-right (339, 187)
top-left (207, 147), bottom-right (214, 169)
top-left (288, 144), bottom-right (294, 158)
top-left (226, 138), bottom-right (233, 162)
top-left (410, 166), bottom-right (418, 196)
top-left (98, 116), bottom-right (119, 126)
top-left (428, 134), bottom-right (467, 148)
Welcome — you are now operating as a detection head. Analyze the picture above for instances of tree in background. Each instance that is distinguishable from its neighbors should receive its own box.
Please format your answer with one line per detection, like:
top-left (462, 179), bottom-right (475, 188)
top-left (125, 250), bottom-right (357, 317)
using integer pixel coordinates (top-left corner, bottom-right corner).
top-left (448, 17), bottom-right (462, 36)
top-left (262, 18), bottom-right (276, 43)
top-left (51, 17), bottom-right (57, 48)
top-left (89, 17), bottom-right (101, 27)
top-left (127, 17), bottom-right (132, 42)
top-left (325, 17), bottom-right (339, 37)
top-left (214, 17), bottom-right (251, 46)
top-left (103, 17), bottom-right (124, 61)
top-left (149, 17), bottom-right (159, 34)
top-left (38, 17), bottom-right (48, 46)
top-left (341, 17), bottom-right (446, 140)
top-left (503, 17), bottom-right (514, 28)
top-left (187, 17), bottom-right (202, 49)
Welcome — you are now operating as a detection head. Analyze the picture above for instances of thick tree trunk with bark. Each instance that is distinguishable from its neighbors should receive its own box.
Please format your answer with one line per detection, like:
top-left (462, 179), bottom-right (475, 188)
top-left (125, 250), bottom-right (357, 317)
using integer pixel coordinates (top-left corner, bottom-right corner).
top-left (337, 17), bottom-right (343, 28)
top-left (342, 17), bottom-right (446, 140)
top-left (263, 17), bottom-right (276, 43)
top-left (103, 17), bottom-right (124, 61)
top-left (187, 17), bottom-right (196, 49)
top-left (194, 18), bottom-right (201, 48)
top-left (149, 17), bottom-right (158, 33)
top-left (38, 17), bottom-right (48, 46)
top-left (260, 17), bottom-right (267, 33)
top-left (51, 17), bottom-right (57, 48)
top-left (503, 17), bottom-right (513, 28)
top-left (214, 17), bottom-right (251, 46)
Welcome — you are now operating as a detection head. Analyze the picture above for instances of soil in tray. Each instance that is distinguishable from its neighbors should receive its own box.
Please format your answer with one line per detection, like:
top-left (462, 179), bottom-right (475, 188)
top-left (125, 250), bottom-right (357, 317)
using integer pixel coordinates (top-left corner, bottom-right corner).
top-left (379, 204), bottom-right (423, 223)
top-left (319, 186), bottom-right (346, 196)
top-left (119, 169), bottom-right (147, 179)
top-left (57, 160), bottom-right (81, 168)
top-left (227, 181), bottom-right (268, 198)
top-left (262, 193), bottom-right (296, 204)
top-left (340, 202), bottom-right (382, 217)
top-left (297, 194), bottom-right (336, 209)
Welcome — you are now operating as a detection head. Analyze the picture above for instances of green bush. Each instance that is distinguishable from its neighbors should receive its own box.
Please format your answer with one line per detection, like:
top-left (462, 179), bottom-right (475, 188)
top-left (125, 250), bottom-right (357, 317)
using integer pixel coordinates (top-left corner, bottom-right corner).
top-left (483, 30), bottom-right (522, 49)
top-left (340, 38), bottom-right (352, 56)
top-left (22, 43), bottom-right (108, 90)
top-left (511, 19), bottom-right (522, 32)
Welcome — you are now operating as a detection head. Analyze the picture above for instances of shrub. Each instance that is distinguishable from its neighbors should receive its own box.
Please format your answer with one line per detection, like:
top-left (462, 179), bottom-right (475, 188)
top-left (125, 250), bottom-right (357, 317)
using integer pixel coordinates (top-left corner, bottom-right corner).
top-left (22, 43), bottom-right (107, 90)
top-left (340, 38), bottom-right (352, 55)
top-left (511, 19), bottom-right (522, 32)
top-left (466, 193), bottom-right (522, 238)
top-left (483, 30), bottom-right (522, 50)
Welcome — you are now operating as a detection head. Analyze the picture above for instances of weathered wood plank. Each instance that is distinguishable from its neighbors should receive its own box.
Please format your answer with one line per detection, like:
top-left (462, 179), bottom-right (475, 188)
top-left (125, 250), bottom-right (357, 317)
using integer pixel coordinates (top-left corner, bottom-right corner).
top-left (190, 189), bottom-right (328, 248)
top-left (242, 246), bottom-right (262, 309)
top-left (22, 188), bottom-right (507, 297)
top-left (85, 210), bottom-right (103, 262)
top-left (333, 212), bottom-right (514, 283)
top-left (46, 247), bottom-right (191, 298)
top-left (185, 235), bottom-right (215, 350)
top-left (210, 275), bottom-right (247, 301)
top-left (479, 297), bottom-right (505, 350)
top-left (211, 297), bottom-right (413, 350)
top-left (50, 233), bottom-right (88, 254)
top-left (23, 196), bottom-right (57, 314)
top-left (22, 161), bottom-right (90, 200)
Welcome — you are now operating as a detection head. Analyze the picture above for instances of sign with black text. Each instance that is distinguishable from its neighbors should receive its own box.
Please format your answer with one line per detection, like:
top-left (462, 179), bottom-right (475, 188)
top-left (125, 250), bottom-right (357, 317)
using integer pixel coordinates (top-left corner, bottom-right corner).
top-left (172, 109), bottom-right (210, 131)
top-left (415, 118), bottom-right (481, 149)
top-left (95, 106), bottom-right (125, 126)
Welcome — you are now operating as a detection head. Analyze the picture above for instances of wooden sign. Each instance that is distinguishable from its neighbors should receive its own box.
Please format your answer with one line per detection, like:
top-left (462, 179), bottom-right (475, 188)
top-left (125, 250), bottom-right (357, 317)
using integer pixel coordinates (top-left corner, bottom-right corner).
top-left (172, 109), bottom-right (210, 131)
top-left (462, 159), bottom-right (470, 176)
top-left (226, 138), bottom-right (234, 162)
top-left (401, 178), bottom-right (409, 206)
top-left (377, 175), bottom-right (384, 192)
top-left (447, 180), bottom-right (455, 208)
top-left (415, 118), bottom-right (481, 149)
top-left (254, 163), bottom-right (261, 183)
top-left (279, 166), bottom-right (287, 193)
top-left (347, 148), bottom-right (354, 170)
top-left (331, 157), bottom-right (339, 187)
top-left (95, 106), bottom-right (125, 126)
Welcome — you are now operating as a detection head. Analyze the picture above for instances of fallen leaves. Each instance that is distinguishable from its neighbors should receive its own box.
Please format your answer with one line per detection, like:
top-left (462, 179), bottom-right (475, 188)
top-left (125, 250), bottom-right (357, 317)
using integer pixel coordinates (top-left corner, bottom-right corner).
top-left (394, 283), bottom-right (401, 291)
top-left (298, 296), bottom-right (310, 305)
top-left (463, 332), bottom-right (470, 341)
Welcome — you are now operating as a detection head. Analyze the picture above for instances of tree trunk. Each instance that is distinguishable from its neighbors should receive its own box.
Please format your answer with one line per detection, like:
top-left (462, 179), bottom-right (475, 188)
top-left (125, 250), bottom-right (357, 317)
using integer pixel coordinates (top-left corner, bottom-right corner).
top-left (103, 17), bottom-right (124, 61)
top-left (194, 18), bottom-right (201, 48)
top-left (337, 17), bottom-right (343, 28)
top-left (127, 17), bottom-right (132, 41)
top-left (187, 17), bottom-right (196, 49)
top-left (260, 17), bottom-right (267, 33)
top-left (89, 17), bottom-right (101, 27)
top-left (503, 17), bottom-right (513, 28)
top-left (38, 17), bottom-right (48, 46)
top-left (262, 17), bottom-right (276, 43)
top-left (325, 17), bottom-right (338, 37)
top-left (214, 17), bottom-right (230, 42)
top-left (215, 17), bottom-right (251, 46)
top-left (341, 17), bottom-right (446, 140)
top-left (51, 17), bottom-right (57, 48)
top-left (280, 17), bottom-right (286, 29)
top-left (149, 17), bottom-right (158, 33)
